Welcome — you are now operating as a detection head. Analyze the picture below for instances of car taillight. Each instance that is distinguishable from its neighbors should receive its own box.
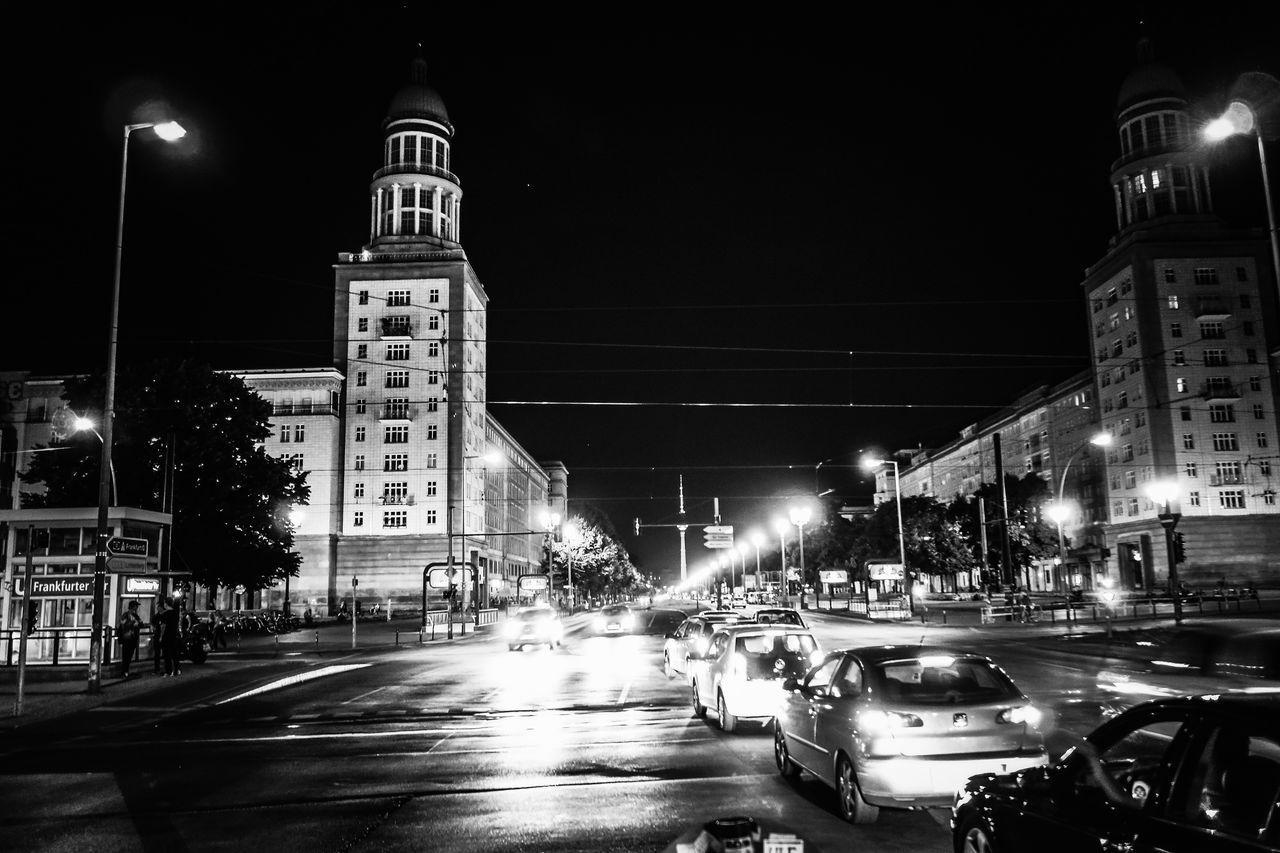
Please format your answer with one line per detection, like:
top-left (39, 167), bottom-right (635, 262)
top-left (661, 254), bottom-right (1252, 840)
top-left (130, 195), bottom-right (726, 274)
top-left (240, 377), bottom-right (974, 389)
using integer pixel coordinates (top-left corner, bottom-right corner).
top-left (997, 705), bottom-right (1043, 727)
top-left (858, 709), bottom-right (924, 734)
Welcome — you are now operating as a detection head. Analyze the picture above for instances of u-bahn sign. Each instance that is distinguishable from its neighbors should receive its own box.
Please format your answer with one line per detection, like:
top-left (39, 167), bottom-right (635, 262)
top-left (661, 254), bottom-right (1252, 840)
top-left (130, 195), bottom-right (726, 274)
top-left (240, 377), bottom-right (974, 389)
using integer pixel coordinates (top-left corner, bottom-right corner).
top-left (517, 575), bottom-right (549, 593)
top-left (15, 575), bottom-right (110, 598)
top-left (425, 563), bottom-right (477, 589)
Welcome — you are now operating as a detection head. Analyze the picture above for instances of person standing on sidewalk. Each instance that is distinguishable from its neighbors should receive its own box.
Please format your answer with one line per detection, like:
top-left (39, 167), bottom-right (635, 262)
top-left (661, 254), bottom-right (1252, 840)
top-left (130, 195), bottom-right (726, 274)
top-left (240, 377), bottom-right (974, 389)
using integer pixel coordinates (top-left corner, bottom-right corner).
top-left (150, 597), bottom-right (168, 674)
top-left (158, 596), bottom-right (183, 676)
top-left (117, 600), bottom-right (143, 678)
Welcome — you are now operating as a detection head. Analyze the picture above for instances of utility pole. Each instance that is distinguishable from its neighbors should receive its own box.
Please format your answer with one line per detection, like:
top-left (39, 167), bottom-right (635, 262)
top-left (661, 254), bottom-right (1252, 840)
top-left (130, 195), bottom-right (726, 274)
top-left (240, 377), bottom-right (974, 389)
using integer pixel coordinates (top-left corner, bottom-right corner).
top-left (14, 526), bottom-right (35, 717)
top-left (992, 432), bottom-right (1015, 587)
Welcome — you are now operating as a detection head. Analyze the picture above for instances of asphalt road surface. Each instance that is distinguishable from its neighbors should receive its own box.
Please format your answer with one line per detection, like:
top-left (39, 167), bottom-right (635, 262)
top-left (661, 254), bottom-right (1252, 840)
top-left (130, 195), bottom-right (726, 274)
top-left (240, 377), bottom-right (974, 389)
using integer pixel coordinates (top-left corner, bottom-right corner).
top-left (0, 605), bottom-right (1160, 852)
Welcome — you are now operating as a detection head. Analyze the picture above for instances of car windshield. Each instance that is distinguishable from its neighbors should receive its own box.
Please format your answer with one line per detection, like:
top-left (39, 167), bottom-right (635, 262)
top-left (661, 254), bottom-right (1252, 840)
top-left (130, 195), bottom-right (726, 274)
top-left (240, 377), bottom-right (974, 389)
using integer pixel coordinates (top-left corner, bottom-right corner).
top-left (602, 605), bottom-right (629, 616)
top-left (757, 611), bottom-right (803, 626)
top-left (517, 609), bottom-right (555, 623)
top-left (735, 632), bottom-right (818, 679)
top-left (874, 657), bottom-right (1020, 704)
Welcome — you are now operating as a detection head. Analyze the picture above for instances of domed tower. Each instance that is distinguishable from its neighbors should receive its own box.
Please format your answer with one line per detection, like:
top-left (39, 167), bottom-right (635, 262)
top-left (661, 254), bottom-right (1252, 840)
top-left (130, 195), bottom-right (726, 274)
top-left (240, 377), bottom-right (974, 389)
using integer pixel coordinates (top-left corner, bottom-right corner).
top-left (368, 55), bottom-right (462, 249)
top-left (1108, 39), bottom-right (1213, 232)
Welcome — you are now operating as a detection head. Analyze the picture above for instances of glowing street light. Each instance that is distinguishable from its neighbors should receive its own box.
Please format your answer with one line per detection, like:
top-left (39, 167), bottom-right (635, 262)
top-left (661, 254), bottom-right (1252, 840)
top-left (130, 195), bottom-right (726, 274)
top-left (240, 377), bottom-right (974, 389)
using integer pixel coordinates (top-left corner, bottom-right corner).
top-left (1204, 95), bottom-right (1280, 309)
top-left (88, 119), bottom-right (188, 694)
top-left (773, 516), bottom-right (791, 606)
top-left (788, 504), bottom-right (812, 609)
top-left (861, 455), bottom-right (909, 609)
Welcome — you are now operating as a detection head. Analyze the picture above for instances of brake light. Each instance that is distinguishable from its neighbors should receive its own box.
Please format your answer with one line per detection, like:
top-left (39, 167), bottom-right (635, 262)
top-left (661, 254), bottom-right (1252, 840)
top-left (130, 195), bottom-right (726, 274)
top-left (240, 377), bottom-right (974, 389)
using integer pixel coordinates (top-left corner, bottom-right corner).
top-left (997, 705), bottom-right (1043, 727)
top-left (858, 709), bottom-right (923, 734)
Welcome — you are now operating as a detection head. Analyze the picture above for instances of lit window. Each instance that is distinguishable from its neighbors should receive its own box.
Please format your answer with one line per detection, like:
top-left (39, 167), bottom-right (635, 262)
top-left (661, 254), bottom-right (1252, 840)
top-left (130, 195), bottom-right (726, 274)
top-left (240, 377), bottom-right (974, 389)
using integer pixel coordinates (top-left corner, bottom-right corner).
top-left (1150, 169), bottom-right (1161, 188)
top-left (1167, 295), bottom-right (1179, 309)
top-left (1176, 378), bottom-right (1187, 393)
top-left (1172, 350), bottom-right (1185, 366)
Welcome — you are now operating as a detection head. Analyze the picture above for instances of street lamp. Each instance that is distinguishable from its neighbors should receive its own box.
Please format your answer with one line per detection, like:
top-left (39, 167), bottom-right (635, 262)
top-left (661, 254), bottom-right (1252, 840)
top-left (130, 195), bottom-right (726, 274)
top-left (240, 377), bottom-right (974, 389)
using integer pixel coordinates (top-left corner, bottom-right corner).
top-left (88, 119), bottom-right (187, 695)
top-left (861, 455), bottom-right (908, 610)
top-left (562, 518), bottom-right (581, 610)
top-left (788, 503), bottom-right (812, 610)
top-left (736, 540), bottom-right (750, 596)
top-left (69, 416), bottom-right (118, 506)
top-left (1144, 479), bottom-right (1184, 625)
top-left (449, 448), bottom-right (502, 630)
top-left (1045, 502), bottom-right (1071, 591)
top-left (748, 529), bottom-right (764, 589)
top-left (286, 508), bottom-right (306, 617)
top-left (1205, 98), bottom-right (1280, 305)
top-left (773, 516), bottom-right (790, 606)
top-left (540, 509), bottom-right (561, 609)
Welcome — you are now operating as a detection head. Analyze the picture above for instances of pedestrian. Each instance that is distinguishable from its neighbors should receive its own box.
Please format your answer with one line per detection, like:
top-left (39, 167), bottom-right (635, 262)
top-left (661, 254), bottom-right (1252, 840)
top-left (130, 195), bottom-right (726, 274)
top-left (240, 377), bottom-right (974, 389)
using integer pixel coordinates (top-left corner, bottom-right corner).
top-left (117, 600), bottom-right (143, 678)
top-left (150, 597), bottom-right (168, 674)
top-left (211, 609), bottom-right (228, 649)
top-left (158, 596), bottom-right (183, 676)
top-left (1019, 588), bottom-right (1033, 623)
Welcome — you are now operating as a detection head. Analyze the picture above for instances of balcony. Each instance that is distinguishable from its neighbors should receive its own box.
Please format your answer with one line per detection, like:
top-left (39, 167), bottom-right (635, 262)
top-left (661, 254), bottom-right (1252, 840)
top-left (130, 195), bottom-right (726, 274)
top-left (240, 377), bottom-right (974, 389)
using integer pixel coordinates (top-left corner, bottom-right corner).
top-left (380, 317), bottom-right (413, 339)
top-left (372, 162), bottom-right (460, 184)
top-left (380, 406), bottom-right (414, 421)
top-left (379, 495), bottom-right (415, 506)
top-left (1194, 301), bottom-right (1231, 319)
top-left (1209, 474), bottom-right (1245, 487)
top-left (1200, 381), bottom-right (1241, 401)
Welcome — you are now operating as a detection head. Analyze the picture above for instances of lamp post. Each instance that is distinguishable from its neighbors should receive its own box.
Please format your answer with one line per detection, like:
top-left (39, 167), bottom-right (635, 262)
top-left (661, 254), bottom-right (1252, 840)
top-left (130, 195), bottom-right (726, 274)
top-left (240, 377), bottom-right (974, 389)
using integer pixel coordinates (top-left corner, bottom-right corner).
top-left (788, 504), bottom-right (812, 610)
top-left (562, 519), bottom-right (580, 611)
top-left (286, 509), bottom-right (305, 617)
top-left (70, 416), bottom-right (118, 506)
top-left (88, 119), bottom-right (186, 695)
top-left (541, 510), bottom-right (561, 609)
top-left (736, 540), bottom-right (750, 597)
top-left (1144, 479), bottom-right (1184, 625)
top-left (773, 517), bottom-right (790, 607)
top-left (1054, 433), bottom-right (1112, 587)
top-left (861, 456), bottom-right (909, 612)
top-left (451, 449), bottom-right (501, 630)
top-left (1205, 98), bottom-right (1280, 306)
top-left (748, 530), bottom-right (763, 593)
top-left (1045, 502), bottom-right (1071, 592)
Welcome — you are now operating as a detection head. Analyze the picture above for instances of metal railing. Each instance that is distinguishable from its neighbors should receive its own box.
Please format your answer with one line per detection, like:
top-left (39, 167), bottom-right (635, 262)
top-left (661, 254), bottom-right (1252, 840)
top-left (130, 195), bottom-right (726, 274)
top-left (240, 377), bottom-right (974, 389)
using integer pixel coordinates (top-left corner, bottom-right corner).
top-left (372, 162), bottom-right (460, 184)
top-left (3, 627), bottom-right (116, 667)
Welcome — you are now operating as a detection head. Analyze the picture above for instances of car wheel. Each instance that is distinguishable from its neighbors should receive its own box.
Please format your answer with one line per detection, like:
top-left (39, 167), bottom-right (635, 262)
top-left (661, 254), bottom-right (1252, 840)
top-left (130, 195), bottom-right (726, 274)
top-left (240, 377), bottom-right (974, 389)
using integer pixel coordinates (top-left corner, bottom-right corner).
top-left (717, 691), bottom-right (737, 733)
top-left (774, 721), bottom-right (800, 779)
top-left (958, 817), bottom-right (995, 853)
top-left (664, 652), bottom-right (674, 679)
top-left (836, 756), bottom-right (879, 824)
top-left (508, 645), bottom-right (519, 652)
top-left (692, 681), bottom-right (707, 718)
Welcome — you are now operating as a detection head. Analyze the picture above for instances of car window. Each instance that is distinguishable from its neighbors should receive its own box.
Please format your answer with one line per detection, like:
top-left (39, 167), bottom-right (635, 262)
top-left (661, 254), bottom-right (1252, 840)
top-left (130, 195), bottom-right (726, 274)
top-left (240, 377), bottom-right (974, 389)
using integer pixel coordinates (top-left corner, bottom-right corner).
top-left (805, 657), bottom-right (841, 692)
top-left (874, 657), bottom-right (1020, 704)
top-left (1079, 719), bottom-right (1185, 807)
top-left (832, 659), bottom-right (863, 698)
top-left (517, 609), bottom-right (553, 623)
top-left (602, 605), bottom-right (629, 617)
top-left (1172, 725), bottom-right (1280, 841)
top-left (734, 632), bottom-right (817, 680)
top-left (708, 633), bottom-right (731, 659)
top-left (674, 620), bottom-right (690, 639)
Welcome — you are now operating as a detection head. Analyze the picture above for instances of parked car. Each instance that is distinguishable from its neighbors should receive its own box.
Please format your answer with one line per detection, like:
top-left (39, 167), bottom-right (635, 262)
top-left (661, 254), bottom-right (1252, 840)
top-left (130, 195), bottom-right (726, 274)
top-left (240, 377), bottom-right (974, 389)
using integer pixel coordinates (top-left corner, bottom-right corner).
top-left (505, 606), bottom-right (564, 651)
top-left (689, 624), bottom-right (822, 732)
top-left (952, 692), bottom-right (1280, 852)
top-left (754, 608), bottom-right (806, 629)
top-left (594, 604), bottom-right (636, 636)
top-left (774, 645), bottom-right (1047, 824)
top-left (663, 614), bottom-right (745, 680)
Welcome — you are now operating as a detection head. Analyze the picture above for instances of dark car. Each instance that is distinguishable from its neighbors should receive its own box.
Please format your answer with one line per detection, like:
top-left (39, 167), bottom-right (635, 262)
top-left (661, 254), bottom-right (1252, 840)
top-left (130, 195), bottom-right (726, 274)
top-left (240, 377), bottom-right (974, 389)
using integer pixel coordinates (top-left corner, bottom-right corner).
top-left (754, 608), bottom-right (806, 629)
top-left (952, 692), bottom-right (1280, 853)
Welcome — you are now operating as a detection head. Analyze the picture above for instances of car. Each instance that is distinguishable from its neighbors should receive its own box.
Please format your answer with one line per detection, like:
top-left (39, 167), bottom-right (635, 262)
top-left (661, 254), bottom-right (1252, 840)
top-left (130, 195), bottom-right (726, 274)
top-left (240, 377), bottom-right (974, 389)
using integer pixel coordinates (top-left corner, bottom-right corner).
top-left (773, 645), bottom-right (1047, 824)
top-left (689, 624), bottom-right (822, 733)
top-left (952, 692), bottom-right (1280, 853)
top-left (730, 595), bottom-right (748, 609)
top-left (594, 603), bottom-right (636, 636)
top-left (1094, 622), bottom-right (1280, 712)
top-left (663, 614), bottom-right (745, 680)
top-left (754, 608), bottom-right (806, 629)
top-left (505, 606), bottom-right (564, 651)
top-left (698, 609), bottom-right (744, 619)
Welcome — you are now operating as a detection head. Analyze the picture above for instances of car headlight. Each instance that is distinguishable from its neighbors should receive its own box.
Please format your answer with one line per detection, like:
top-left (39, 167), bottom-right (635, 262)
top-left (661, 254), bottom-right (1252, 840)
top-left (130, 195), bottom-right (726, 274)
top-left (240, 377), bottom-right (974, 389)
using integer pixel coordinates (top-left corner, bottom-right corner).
top-left (621, 616), bottom-right (634, 629)
top-left (809, 650), bottom-right (824, 667)
top-left (997, 705), bottom-right (1043, 727)
top-left (594, 618), bottom-right (606, 632)
top-left (858, 709), bottom-right (923, 734)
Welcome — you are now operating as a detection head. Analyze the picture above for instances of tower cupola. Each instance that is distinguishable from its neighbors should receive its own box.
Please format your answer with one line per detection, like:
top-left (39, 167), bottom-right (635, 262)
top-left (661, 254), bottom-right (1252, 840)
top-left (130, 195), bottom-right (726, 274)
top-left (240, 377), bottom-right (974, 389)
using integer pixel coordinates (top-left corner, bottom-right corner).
top-left (367, 55), bottom-right (462, 250)
top-left (1108, 38), bottom-right (1213, 234)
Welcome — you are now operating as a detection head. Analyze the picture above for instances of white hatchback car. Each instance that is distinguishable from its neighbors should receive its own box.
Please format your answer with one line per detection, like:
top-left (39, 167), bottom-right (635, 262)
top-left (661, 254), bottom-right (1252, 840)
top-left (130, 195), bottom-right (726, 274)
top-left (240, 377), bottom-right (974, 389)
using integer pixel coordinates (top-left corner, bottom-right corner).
top-left (689, 625), bottom-right (822, 732)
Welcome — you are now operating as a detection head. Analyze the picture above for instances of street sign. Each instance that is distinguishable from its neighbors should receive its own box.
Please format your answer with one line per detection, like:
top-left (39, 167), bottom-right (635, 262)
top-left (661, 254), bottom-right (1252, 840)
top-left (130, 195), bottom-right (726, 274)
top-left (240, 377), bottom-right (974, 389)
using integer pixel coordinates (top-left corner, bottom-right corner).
top-left (703, 536), bottom-right (734, 549)
top-left (518, 575), bottom-right (548, 593)
top-left (124, 577), bottom-right (162, 596)
top-left (819, 570), bottom-right (848, 584)
top-left (106, 537), bottom-right (149, 559)
top-left (703, 525), bottom-right (733, 535)
top-left (427, 564), bottom-right (477, 589)
top-left (868, 563), bottom-right (905, 580)
top-left (17, 575), bottom-right (109, 598)
top-left (703, 524), bottom-right (734, 549)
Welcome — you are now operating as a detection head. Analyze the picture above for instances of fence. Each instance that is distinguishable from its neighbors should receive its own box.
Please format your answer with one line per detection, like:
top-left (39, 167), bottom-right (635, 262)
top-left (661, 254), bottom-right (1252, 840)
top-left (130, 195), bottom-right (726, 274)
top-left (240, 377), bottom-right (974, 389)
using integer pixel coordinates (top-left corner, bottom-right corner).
top-left (2, 627), bottom-right (115, 667)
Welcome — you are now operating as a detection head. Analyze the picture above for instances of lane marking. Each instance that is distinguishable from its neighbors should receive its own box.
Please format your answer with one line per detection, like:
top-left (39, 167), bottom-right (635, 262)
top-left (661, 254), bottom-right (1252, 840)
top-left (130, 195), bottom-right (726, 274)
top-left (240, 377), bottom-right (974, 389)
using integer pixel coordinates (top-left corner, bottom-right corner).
top-left (215, 663), bottom-right (372, 705)
top-left (342, 685), bottom-right (390, 705)
top-left (617, 681), bottom-right (631, 705)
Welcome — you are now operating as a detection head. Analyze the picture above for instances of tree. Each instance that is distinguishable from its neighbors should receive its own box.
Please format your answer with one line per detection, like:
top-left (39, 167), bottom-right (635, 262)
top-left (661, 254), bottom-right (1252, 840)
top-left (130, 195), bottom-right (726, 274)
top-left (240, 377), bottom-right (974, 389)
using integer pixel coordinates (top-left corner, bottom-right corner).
top-left (549, 506), bottom-right (642, 601)
top-left (21, 359), bottom-right (309, 591)
top-left (956, 475), bottom-right (1059, 585)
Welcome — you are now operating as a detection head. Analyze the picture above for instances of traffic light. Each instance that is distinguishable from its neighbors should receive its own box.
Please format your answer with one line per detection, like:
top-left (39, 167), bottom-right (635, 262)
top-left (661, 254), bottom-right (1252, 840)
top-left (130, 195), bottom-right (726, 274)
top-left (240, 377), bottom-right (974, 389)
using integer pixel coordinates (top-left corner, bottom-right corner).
top-left (1173, 532), bottom-right (1186, 564)
top-left (633, 517), bottom-right (642, 536)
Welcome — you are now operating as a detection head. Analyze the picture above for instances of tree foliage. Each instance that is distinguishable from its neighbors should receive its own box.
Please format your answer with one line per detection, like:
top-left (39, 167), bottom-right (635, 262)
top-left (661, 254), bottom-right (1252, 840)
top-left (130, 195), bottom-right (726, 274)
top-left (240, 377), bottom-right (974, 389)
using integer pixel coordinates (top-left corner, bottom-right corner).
top-left (547, 506), bottom-right (642, 600)
top-left (21, 359), bottom-right (309, 591)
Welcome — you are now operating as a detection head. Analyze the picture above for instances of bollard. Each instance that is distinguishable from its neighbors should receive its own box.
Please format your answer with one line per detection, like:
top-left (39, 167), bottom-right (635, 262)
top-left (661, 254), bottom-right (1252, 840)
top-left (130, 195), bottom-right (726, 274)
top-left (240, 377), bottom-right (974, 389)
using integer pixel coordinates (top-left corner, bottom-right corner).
top-left (274, 635), bottom-right (279, 654)
top-left (395, 631), bottom-right (399, 646)
top-left (942, 610), bottom-right (948, 625)
top-left (314, 630), bottom-right (320, 645)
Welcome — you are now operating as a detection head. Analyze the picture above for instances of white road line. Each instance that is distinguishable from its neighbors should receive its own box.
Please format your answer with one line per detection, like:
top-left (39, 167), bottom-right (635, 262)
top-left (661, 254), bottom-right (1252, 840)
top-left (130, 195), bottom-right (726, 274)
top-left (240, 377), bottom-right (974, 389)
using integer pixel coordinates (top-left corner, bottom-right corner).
top-left (617, 681), bottom-right (631, 705)
top-left (342, 685), bottom-right (390, 705)
top-left (216, 663), bottom-right (372, 705)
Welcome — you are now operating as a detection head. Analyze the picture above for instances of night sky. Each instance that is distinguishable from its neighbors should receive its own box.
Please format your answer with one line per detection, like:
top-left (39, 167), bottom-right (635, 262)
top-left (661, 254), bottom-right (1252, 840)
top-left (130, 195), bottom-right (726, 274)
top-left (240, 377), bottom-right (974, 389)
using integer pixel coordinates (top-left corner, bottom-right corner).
top-left (7, 3), bottom-right (1278, 582)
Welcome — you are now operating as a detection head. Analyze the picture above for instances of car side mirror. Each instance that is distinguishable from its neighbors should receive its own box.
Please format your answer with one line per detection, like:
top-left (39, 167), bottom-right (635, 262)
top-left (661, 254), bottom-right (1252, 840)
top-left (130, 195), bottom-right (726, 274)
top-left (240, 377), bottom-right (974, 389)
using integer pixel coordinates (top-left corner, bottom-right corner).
top-left (782, 678), bottom-right (801, 692)
top-left (665, 632), bottom-right (677, 640)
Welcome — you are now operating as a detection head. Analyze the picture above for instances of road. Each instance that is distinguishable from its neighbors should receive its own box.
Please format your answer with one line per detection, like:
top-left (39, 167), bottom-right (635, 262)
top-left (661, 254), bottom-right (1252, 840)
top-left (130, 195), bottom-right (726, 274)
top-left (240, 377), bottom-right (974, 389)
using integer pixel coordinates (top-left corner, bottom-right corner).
top-left (0, 605), bottom-right (1164, 852)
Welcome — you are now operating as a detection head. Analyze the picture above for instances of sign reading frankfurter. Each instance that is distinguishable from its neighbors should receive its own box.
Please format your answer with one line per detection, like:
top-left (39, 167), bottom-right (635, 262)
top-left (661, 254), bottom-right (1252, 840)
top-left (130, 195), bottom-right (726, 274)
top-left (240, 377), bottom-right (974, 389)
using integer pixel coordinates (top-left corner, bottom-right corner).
top-left (106, 537), bottom-right (149, 559)
top-left (16, 576), bottom-right (111, 598)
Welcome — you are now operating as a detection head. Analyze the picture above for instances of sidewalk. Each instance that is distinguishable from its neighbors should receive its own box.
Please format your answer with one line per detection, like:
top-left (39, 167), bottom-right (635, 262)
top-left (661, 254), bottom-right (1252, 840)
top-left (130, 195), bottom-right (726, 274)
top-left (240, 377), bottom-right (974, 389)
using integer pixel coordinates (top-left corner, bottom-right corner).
top-left (0, 614), bottom-right (510, 729)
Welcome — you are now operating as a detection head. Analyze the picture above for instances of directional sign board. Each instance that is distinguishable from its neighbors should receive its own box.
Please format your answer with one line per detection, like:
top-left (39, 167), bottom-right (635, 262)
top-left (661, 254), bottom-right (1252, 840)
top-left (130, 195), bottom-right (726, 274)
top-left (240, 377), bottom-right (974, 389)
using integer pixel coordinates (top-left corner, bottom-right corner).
top-left (703, 524), bottom-right (734, 549)
top-left (819, 570), bottom-right (848, 584)
top-left (425, 562), bottom-right (477, 589)
top-left (106, 537), bottom-right (149, 559)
